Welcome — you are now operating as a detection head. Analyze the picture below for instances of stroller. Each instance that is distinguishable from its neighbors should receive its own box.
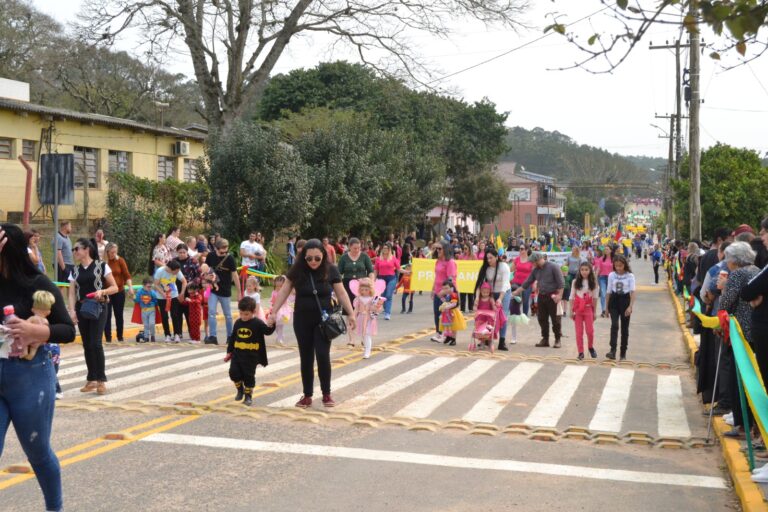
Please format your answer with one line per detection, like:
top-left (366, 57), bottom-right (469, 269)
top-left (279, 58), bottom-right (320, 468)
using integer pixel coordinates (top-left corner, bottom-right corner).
top-left (469, 310), bottom-right (497, 353)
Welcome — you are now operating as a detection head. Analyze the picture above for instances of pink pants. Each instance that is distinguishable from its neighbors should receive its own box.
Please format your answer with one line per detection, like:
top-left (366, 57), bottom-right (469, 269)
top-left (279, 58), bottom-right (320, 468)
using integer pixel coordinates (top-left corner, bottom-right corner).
top-left (573, 309), bottom-right (595, 353)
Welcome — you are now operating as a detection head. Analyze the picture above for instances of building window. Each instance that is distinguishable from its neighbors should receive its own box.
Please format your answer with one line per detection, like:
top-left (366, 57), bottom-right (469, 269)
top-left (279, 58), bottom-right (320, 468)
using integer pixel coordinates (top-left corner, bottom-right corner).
top-left (108, 150), bottom-right (130, 173)
top-left (73, 146), bottom-right (99, 189)
top-left (0, 138), bottom-right (12, 159)
top-left (183, 159), bottom-right (198, 182)
top-left (157, 156), bottom-right (176, 181)
top-left (22, 140), bottom-right (36, 161)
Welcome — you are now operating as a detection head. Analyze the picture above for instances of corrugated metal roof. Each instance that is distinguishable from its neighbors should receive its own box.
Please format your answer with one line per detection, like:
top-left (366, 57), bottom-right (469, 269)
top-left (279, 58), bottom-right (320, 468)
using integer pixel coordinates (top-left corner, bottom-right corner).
top-left (0, 98), bottom-right (207, 141)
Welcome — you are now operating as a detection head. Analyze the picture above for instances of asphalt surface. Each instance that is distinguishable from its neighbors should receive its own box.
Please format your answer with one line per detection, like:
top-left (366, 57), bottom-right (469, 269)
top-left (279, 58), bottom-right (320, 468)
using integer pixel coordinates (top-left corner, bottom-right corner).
top-left (0, 257), bottom-right (740, 511)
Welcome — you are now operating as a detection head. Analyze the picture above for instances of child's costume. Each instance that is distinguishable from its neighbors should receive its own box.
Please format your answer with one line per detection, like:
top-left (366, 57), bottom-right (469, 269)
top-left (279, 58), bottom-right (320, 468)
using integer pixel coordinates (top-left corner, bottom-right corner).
top-left (185, 292), bottom-right (203, 342)
top-left (245, 291), bottom-right (266, 321)
top-left (227, 317), bottom-right (276, 398)
top-left (440, 291), bottom-right (465, 341)
top-left (270, 290), bottom-right (294, 345)
top-left (397, 273), bottom-right (414, 313)
top-left (132, 288), bottom-right (160, 341)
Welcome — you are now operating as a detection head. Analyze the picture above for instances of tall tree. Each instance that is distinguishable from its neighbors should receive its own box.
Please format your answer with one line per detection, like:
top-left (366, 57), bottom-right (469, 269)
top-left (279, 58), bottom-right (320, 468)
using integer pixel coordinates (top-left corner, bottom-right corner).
top-left (78, 0), bottom-right (528, 130)
top-left (0, 0), bottom-right (61, 79)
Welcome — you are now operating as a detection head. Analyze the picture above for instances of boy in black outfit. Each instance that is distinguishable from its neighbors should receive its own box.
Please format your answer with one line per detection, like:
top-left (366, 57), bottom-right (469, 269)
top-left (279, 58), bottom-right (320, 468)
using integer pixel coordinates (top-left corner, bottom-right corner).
top-left (223, 296), bottom-right (275, 406)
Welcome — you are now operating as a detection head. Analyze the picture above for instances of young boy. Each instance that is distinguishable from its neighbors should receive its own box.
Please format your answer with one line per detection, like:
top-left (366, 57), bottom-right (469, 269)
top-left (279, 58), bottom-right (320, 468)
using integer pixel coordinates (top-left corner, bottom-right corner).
top-left (397, 264), bottom-right (414, 314)
top-left (223, 296), bottom-right (275, 406)
top-left (134, 277), bottom-right (158, 342)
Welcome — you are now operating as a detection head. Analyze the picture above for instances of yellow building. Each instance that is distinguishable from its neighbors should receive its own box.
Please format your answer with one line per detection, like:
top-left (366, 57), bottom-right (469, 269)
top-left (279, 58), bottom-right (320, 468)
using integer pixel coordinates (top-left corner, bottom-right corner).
top-left (0, 79), bottom-right (206, 222)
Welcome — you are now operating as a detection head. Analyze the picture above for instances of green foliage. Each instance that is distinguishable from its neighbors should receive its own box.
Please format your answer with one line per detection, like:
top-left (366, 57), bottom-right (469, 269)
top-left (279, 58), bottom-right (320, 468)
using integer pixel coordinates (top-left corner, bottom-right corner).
top-left (205, 122), bottom-right (313, 244)
top-left (565, 193), bottom-right (600, 225)
top-left (603, 198), bottom-right (624, 219)
top-left (451, 171), bottom-right (510, 224)
top-left (672, 143), bottom-right (768, 239)
top-left (109, 173), bottom-right (208, 227)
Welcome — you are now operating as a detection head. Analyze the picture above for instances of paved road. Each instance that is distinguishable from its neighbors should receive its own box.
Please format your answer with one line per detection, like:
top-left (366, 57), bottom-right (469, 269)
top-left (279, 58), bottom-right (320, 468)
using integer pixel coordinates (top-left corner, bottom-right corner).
top-left (0, 257), bottom-right (738, 511)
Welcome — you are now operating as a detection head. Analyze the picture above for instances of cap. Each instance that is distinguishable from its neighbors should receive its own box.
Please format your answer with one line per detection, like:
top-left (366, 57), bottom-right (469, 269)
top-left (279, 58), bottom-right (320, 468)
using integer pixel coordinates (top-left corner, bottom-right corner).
top-left (732, 224), bottom-right (754, 237)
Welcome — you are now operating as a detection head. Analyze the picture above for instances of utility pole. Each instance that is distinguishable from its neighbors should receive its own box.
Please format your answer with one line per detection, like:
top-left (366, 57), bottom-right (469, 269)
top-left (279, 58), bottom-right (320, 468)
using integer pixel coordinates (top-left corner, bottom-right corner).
top-left (688, 0), bottom-right (702, 240)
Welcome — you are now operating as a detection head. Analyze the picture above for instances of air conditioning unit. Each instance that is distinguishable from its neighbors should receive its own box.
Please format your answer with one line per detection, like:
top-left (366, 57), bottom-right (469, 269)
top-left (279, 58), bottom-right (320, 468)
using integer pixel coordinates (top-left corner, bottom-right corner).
top-left (173, 141), bottom-right (190, 156)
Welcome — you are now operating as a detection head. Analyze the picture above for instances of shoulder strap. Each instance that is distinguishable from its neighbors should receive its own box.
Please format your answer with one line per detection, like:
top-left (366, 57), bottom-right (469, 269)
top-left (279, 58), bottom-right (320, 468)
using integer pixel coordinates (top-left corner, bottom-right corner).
top-left (309, 274), bottom-right (324, 316)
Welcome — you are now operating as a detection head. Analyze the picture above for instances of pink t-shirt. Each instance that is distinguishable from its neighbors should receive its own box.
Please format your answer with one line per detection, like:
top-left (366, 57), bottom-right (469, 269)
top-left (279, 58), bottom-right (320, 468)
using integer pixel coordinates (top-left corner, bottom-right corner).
top-left (433, 259), bottom-right (458, 294)
top-left (596, 256), bottom-right (613, 277)
top-left (512, 257), bottom-right (533, 285)
top-left (374, 257), bottom-right (399, 276)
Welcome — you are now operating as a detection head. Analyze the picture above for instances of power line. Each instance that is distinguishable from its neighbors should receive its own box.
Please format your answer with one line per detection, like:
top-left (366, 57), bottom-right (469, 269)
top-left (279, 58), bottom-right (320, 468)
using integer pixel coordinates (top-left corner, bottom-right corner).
top-left (427, 5), bottom-right (611, 85)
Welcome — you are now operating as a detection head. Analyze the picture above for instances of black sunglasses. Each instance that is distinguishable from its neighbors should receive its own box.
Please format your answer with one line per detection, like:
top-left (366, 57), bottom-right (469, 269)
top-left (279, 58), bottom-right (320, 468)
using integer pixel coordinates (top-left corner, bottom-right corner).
top-left (305, 255), bottom-right (322, 263)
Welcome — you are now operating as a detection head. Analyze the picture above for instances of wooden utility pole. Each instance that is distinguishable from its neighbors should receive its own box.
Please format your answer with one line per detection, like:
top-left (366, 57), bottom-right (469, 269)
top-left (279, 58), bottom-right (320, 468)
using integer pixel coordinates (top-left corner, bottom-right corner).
top-left (688, 0), bottom-right (702, 240)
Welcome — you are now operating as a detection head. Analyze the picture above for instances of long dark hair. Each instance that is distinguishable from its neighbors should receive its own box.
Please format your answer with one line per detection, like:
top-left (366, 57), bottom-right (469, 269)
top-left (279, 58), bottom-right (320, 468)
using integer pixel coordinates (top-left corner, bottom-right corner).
top-left (76, 238), bottom-right (98, 261)
top-left (574, 262), bottom-right (596, 291)
top-left (0, 223), bottom-right (41, 287)
top-left (149, 233), bottom-right (163, 275)
top-left (613, 254), bottom-right (632, 273)
top-left (286, 238), bottom-right (330, 284)
top-left (474, 248), bottom-right (499, 293)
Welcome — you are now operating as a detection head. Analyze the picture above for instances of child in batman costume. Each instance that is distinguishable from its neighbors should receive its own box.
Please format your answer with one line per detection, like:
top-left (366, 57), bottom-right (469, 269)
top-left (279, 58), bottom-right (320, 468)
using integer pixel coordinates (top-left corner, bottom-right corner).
top-left (223, 296), bottom-right (275, 406)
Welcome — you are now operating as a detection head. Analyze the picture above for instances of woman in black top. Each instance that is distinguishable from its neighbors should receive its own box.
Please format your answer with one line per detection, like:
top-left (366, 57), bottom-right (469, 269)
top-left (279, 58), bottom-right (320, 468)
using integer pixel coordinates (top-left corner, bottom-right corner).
top-left (0, 224), bottom-right (76, 512)
top-left (67, 239), bottom-right (118, 395)
top-left (269, 239), bottom-right (355, 408)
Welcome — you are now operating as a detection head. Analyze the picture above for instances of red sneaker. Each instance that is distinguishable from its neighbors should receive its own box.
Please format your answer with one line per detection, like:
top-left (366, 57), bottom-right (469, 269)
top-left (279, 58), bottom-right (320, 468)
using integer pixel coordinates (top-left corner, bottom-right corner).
top-left (295, 396), bottom-right (312, 408)
top-left (322, 394), bottom-right (336, 407)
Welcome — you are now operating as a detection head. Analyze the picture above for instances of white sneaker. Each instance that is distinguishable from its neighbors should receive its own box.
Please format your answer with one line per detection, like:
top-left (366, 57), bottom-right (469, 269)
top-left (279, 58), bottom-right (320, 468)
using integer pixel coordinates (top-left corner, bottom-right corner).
top-left (752, 470), bottom-right (768, 483)
top-left (164, 335), bottom-right (172, 343)
top-left (430, 334), bottom-right (444, 342)
top-left (752, 463), bottom-right (768, 475)
top-left (723, 412), bottom-right (734, 426)
top-left (55, 392), bottom-right (63, 400)
top-left (173, 334), bottom-right (181, 343)
top-left (510, 339), bottom-right (517, 345)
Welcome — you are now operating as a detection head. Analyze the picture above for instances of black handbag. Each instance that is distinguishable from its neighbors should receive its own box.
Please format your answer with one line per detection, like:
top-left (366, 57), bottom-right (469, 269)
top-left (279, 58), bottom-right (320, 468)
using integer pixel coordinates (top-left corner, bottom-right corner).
top-left (310, 274), bottom-right (347, 341)
top-left (80, 298), bottom-right (103, 320)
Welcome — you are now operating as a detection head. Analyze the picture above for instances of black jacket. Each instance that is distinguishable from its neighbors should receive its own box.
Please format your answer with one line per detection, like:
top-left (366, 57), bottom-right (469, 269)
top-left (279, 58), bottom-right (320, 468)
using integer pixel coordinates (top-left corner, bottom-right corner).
top-left (741, 265), bottom-right (768, 326)
top-left (227, 317), bottom-right (275, 367)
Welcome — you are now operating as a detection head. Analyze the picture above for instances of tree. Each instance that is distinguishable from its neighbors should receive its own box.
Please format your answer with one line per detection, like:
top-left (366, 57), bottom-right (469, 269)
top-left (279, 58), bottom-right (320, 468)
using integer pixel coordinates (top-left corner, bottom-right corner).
top-left (78, 0), bottom-right (528, 130)
top-left (0, 0), bottom-right (61, 79)
top-left (204, 122), bottom-right (313, 243)
top-left (451, 171), bottom-right (510, 225)
top-left (547, 0), bottom-right (768, 72)
top-left (603, 197), bottom-right (623, 219)
top-left (565, 193), bottom-right (600, 225)
top-left (671, 143), bottom-right (768, 239)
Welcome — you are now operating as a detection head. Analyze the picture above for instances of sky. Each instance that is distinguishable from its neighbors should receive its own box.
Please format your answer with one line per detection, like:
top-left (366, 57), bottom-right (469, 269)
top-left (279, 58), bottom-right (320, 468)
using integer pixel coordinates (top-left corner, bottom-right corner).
top-left (32, 0), bottom-right (768, 159)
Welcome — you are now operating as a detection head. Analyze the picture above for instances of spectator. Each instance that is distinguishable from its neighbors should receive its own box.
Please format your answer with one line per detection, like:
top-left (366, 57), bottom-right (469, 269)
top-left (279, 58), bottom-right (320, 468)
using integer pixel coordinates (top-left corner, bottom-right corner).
top-left (374, 243), bottom-right (399, 321)
top-left (513, 252), bottom-right (565, 348)
top-left (185, 236), bottom-right (199, 260)
top-left (175, 244), bottom-right (200, 333)
top-left (104, 243), bottom-right (132, 343)
top-left (322, 237), bottom-right (337, 264)
top-left (165, 227), bottom-right (183, 259)
top-left (0, 224), bottom-right (76, 512)
top-left (68, 238), bottom-right (118, 395)
top-left (286, 236), bottom-right (296, 266)
top-left (26, 229), bottom-right (45, 274)
top-left (148, 233), bottom-right (170, 276)
top-left (429, 240), bottom-right (457, 343)
top-left (56, 220), bottom-right (74, 283)
top-left (94, 229), bottom-right (109, 260)
top-left (205, 239), bottom-right (240, 344)
top-left (154, 259), bottom-right (187, 342)
top-left (474, 248), bottom-right (511, 351)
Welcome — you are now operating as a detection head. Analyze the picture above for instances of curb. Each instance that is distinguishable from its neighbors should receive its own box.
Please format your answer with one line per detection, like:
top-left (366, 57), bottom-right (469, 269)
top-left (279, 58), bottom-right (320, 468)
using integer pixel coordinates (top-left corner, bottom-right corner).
top-left (667, 279), bottom-right (768, 510)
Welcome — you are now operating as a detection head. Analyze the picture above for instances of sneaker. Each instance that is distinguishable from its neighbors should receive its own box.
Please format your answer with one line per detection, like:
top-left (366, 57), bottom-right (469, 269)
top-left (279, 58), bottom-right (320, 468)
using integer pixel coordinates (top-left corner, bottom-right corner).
top-left (724, 412), bottom-right (734, 426)
top-left (400, 309), bottom-right (406, 314)
top-left (243, 395), bottom-right (253, 406)
top-left (535, 340), bottom-right (550, 348)
top-left (605, 351), bottom-right (616, 360)
top-left (430, 334), bottom-right (444, 343)
top-left (96, 382), bottom-right (107, 395)
top-left (619, 352), bottom-right (627, 361)
top-left (589, 348), bottom-right (598, 359)
top-left (55, 392), bottom-right (64, 400)
top-left (204, 336), bottom-right (218, 345)
top-left (295, 396), bottom-right (312, 408)
top-left (235, 387), bottom-right (244, 401)
top-left (443, 336), bottom-right (452, 344)
top-left (173, 334), bottom-right (181, 343)
top-left (80, 381), bottom-right (97, 393)
top-left (448, 338), bottom-right (456, 346)
top-left (322, 394), bottom-right (336, 407)
top-left (553, 339), bottom-right (562, 349)
top-left (164, 335), bottom-right (172, 343)
top-left (578, 353), bottom-right (584, 361)
top-left (510, 338), bottom-right (517, 345)
top-left (384, 313), bottom-right (391, 320)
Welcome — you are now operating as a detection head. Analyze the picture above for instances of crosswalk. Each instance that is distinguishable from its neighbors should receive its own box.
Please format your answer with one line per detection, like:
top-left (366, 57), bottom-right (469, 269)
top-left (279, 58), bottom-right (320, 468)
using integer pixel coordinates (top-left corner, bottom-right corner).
top-left (58, 346), bottom-right (699, 438)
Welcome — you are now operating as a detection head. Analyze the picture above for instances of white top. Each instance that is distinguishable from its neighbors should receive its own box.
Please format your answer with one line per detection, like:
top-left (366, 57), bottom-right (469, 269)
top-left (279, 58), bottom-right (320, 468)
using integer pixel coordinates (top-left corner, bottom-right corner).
top-left (245, 290), bottom-right (261, 304)
top-left (96, 240), bottom-right (109, 260)
top-left (240, 240), bottom-right (265, 267)
top-left (569, 279), bottom-right (600, 301)
top-left (607, 271), bottom-right (635, 295)
top-left (485, 262), bottom-right (511, 294)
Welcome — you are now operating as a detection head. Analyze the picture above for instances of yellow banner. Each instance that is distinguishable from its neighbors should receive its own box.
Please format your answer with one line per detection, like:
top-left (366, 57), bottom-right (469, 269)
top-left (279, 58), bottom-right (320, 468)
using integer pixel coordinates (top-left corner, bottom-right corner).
top-left (456, 260), bottom-right (483, 294)
top-left (410, 258), bottom-right (436, 292)
top-left (529, 224), bottom-right (538, 239)
top-left (409, 258), bottom-right (483, 294)
top-left (584, 213), bottom-right (591, 236)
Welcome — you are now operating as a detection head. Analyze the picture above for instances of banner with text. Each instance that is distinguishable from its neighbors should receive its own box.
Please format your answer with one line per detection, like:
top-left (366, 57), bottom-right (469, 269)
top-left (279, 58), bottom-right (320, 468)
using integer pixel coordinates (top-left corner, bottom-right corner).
top-left (409, 259), bottom-right (483, 294)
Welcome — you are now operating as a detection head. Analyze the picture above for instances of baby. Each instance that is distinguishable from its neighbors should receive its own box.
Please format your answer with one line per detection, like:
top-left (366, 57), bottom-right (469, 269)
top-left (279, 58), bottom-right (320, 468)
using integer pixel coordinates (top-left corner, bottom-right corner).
top-left (20, 290), bottom-right (55, 360)
top-left (200, 263), bottom-right (219, 292)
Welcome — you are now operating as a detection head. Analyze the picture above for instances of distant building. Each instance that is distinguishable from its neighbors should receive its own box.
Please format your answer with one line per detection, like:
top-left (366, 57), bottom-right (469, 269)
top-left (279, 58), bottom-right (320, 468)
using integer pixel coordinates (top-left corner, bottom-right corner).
top-left (0, 78), bottom-right (206, 223)
top-left (486, 162), bottom-right (564, 238)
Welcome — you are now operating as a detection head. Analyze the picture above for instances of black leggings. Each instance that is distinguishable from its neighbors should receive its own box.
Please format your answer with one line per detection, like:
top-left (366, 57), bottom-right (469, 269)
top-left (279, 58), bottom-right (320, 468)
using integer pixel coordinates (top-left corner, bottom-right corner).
top-left (105, 290), bottom-right (125, 341)
top-left (77, 306), bottom-right (108, 382)
top-left (653, 263), bottom-right (660, 284)
top-left (460, 292), bottom-right (474, 312)
top-left (609, 294), bottom-right (631, 354)
top-left (293, 316), bottom-right (332, 397)
top-left (401, 292), bottom-right (414, 312)
top-left (157, 298), bottom-right (183, 337)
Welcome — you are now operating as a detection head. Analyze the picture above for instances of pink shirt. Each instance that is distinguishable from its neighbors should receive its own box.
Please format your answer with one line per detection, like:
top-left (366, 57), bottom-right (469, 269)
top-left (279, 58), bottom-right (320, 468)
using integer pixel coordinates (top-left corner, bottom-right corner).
top-left (433, 258), bottom-right (457, 294)
top-left (512, 257), bottom-right (533, 285)
top-left (374, 257), bottom-right (399, 277)
top-left (596, 256), bottom-right (613, 277)
top-left (457, 252), bottom-right (476, 260)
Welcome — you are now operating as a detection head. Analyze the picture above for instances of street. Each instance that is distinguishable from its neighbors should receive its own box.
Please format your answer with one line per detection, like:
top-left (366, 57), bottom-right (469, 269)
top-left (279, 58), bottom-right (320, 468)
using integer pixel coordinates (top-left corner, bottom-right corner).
top-left (0, 260), bottom-right (737, 511)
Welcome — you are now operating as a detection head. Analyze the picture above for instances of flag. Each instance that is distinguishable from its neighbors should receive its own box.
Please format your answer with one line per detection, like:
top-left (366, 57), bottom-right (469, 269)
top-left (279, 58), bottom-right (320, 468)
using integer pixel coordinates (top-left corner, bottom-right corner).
top-left (614, 221), bottom-right (622, 241)
top-left (494, 225), bottom-right (504, 256)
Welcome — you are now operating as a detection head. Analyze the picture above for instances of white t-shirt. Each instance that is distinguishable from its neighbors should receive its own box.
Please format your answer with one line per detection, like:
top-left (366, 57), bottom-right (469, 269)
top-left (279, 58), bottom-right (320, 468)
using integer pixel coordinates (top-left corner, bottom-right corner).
top-left (607, 271), bottom-right (636, 295)
top-left (240, 240), bottom-right (265, 267)
top-left (485, 262), bottom-right (511, 294)
top-left (569, 279), bottom-right (600, 301)
top-left (245, 290), bottom-right (261, 305)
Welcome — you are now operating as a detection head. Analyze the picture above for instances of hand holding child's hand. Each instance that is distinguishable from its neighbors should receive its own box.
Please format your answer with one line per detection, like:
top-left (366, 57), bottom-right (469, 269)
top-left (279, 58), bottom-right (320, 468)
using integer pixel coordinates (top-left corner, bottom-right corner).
top-left (223, 353), bottom-right (232, 363)
top-left (348, 316), bottom-right (356, 331)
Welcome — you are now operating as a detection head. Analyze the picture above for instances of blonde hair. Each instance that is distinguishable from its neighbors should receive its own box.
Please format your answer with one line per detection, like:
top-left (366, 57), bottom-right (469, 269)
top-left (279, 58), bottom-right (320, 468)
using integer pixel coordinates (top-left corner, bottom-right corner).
top-left (32, 290), bottom-right (56, 311)
top-left (245, 276), bottom-right (261, 291)
top-left (357, 278), bottom-right (373, 296)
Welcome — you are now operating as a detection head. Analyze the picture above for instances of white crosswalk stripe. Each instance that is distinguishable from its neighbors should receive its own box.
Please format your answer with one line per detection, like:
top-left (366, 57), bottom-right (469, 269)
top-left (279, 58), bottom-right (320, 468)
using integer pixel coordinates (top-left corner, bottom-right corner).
top-left (57, 348), bottom-right (182, 377)
top-left (589, 368), bottom-right (635, 432)
top-left (153, 352), bottom-right (297, 404)
top-left (657, 375), bottom-right (691, 438)
top-left (463, 362), bottom-right (542, 424)
top-left (341, 357), bottom-right (455, 412)
top-left (59, 348), bottom-right (199, 386)
top-left (396, 359), bottom-right (497, 418)
top-left (269, 353), bottom-right (411, 408)
top-left (525, 365), bottom-right (588, 427)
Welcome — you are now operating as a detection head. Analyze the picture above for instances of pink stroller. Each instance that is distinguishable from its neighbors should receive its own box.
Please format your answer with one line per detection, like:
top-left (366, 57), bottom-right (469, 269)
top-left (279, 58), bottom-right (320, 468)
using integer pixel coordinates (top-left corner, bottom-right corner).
top-left (469, 310), bottom-right (497, 353)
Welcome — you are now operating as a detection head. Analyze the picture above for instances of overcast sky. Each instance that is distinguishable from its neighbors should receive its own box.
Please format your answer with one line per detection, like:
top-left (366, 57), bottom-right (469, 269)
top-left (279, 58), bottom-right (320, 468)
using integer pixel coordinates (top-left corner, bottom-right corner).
top-left (32, 0), bottom-right (768, 159)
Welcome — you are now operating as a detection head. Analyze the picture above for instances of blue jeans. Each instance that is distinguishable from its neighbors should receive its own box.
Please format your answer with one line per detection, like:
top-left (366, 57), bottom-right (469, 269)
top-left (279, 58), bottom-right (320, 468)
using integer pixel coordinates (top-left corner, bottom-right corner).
top-left (433, 295), bottom-right (443, 332)
top-left (494, 290), bottom-right (512, 340)
top-left (0, 349), bottom-right (62, 511)
top-left (208, 293), bottom-right (233, 340)
top-left (599, 276), bottom-right (608, 312)
top-left (521, 287), bottom-right (532, 316)
top-left (381, 275), bottom-right (396, 316)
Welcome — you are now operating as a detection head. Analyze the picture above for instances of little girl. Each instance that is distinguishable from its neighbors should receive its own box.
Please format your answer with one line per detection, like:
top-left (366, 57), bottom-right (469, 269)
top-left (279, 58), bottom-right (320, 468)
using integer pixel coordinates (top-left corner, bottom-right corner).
top-left (270, 275), bottom-right (294, 346)
top-left (507, 283), bottom-right (528, 344)
top-left (352, 278), bottom-right (385, 359)
top-left (185, 283), bottom-right (203, 343)
top-left (244, 276), bottom-right (264, 321)
top-left (471, 282), bottom-right (503, 352)
top-left (438, 279), bottom-right (464, 346)
top-left (570, 262), bottom-right (599, 360)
